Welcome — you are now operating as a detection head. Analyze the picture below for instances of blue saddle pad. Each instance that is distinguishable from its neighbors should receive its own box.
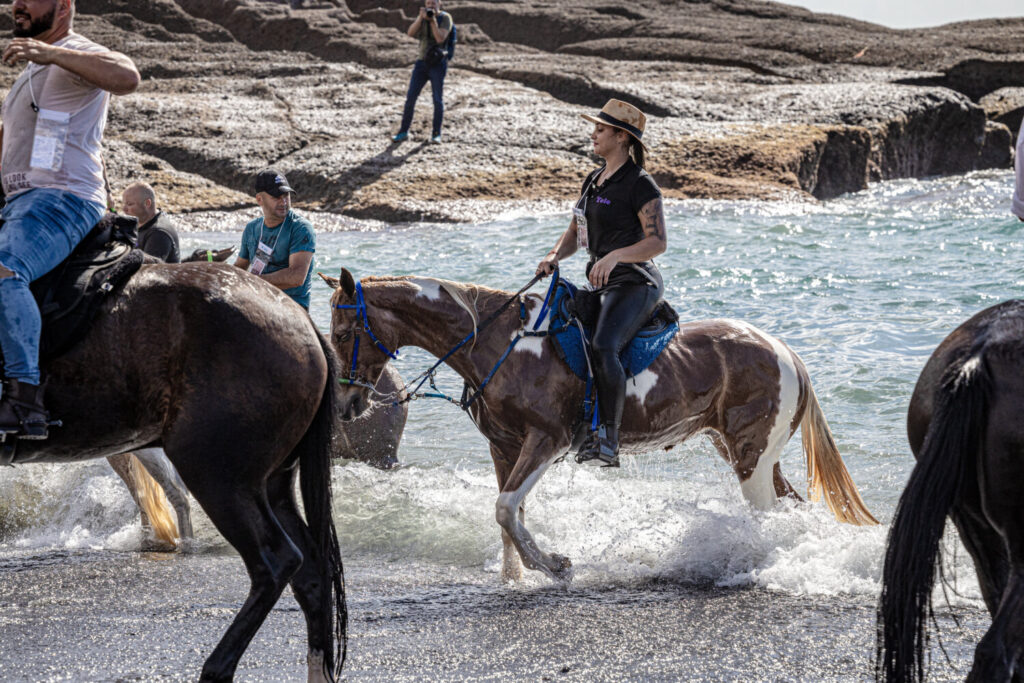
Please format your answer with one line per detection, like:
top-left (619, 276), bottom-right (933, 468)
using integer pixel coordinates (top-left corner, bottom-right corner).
top-left (547, 279), bottom-right (678, 381)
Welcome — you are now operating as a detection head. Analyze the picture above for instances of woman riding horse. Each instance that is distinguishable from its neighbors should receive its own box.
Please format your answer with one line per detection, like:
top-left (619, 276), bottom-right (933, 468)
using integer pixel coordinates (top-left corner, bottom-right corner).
top-left (536, 99), bottom-right (666, 467)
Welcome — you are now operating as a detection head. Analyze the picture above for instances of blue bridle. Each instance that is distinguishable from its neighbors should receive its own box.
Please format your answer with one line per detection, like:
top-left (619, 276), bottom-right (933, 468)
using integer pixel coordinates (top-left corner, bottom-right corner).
top-left (333, 272), bottom-right (561, 408)
top-left (334, 280), bottom-right (399, 388)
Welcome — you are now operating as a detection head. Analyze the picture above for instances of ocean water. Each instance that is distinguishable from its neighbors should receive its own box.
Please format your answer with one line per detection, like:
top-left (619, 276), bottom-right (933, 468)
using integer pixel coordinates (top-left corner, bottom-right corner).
top-left (1, 170), bottom-right (1019, 680)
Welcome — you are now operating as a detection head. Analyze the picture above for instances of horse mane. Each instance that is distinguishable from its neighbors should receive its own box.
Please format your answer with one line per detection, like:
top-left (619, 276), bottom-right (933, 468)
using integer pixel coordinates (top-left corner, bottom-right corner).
top-left (438, 281), bottom-right (480, 351)
top-left (360, 275), bottom-right (511, 300)
top-left (362, 275), bottom-right (517, 353)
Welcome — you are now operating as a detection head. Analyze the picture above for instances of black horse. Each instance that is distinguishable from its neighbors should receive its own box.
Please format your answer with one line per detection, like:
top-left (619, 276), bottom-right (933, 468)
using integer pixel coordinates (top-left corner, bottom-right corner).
top-left (2, 261), bottom-right (346, 682)
top-left (878, 300), bottom-right (1024, 682)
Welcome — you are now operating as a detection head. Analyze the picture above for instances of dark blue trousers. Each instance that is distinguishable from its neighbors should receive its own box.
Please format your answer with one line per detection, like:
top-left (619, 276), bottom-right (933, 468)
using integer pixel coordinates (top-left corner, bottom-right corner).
top-left (399, 59), bottom-right (447, 136)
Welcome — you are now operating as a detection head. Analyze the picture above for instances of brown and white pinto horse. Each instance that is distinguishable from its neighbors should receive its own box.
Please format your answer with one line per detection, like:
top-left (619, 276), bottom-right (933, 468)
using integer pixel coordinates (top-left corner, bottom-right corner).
top-left (324, 269), bottom-right (877, 583)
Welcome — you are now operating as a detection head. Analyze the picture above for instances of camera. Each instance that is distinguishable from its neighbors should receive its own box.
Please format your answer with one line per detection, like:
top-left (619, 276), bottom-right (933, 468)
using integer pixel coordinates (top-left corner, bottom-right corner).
top-left (426, 9), bottom-right (435, 17)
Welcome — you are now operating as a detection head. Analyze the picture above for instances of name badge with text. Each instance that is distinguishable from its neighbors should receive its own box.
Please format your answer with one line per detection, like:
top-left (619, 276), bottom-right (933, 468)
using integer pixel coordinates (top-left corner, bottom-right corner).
top-left (573, 207), bottom-right (589, 250)
top-left (30, 108), bottom-right (70, 172)
top-left (249, 241), bottom-right (274, 275)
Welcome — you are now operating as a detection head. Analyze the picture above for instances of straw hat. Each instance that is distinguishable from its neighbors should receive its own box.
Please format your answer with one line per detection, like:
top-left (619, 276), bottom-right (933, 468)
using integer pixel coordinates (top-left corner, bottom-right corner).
top-left (581, 99), bottom-right (649, 152)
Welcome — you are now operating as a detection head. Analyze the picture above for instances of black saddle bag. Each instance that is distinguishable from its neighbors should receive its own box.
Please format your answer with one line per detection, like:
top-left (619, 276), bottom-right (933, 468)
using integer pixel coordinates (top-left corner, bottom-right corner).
top-left (30, 213), bottom-right (144, 360)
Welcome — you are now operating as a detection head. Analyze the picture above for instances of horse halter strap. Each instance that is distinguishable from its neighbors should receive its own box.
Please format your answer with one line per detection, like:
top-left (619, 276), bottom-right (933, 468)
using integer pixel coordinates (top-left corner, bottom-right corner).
top-left (332, 271), bottom-right (559, 409)
top-left (335, 281), bottom-right (399, 387)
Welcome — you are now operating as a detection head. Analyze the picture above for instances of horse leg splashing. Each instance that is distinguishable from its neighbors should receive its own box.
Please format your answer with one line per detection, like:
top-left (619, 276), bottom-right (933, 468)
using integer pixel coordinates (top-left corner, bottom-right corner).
top-left (106, 451), bottom-right (180, 548)
top-left (878, 300), bottom-right (1024, 683)
top-left (131, 446), bottom-right (194, 540)
top-left (107, 448), bottom-right (194, 547)
top-left (326, 269), bottom-right (876, 585)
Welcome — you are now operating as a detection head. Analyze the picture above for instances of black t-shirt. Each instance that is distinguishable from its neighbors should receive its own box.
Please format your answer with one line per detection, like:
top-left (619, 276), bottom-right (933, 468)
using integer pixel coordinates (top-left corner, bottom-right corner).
top-left (138, 211), bottom-right (181, 263)
top-left (577, 159), bottom-right (661, 287)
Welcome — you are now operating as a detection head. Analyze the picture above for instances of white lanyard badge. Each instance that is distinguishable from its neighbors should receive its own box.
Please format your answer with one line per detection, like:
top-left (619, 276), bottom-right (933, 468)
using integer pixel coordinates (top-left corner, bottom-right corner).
top-left (30, 108), bottom-right (70, 172)
top-left (25, 64), bottom-right (101, 173)
top-left (26, 67), bottom-right (70, 172)
top-left (574, 175), bottom-right (597, 251)
top-left (248, 218), bottom-right (284, 275)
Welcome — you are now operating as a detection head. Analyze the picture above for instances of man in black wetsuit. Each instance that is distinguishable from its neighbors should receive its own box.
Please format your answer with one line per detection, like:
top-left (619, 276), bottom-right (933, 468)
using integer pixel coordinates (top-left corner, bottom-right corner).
top-left (121, 181), bottom-right (180, 263)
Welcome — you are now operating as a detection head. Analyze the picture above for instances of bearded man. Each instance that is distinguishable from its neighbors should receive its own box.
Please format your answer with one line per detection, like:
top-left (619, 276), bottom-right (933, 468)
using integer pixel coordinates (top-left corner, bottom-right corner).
top-left (0, 0), bottom-right (139, 438)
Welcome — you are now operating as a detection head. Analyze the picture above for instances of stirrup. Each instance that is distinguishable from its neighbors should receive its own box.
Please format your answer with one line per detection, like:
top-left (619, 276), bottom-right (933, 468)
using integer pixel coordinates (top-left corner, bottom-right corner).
top-left (0, 411), bottom-right (58, 441)
top-left (574, 432), bottom-right (619, 468)
top-left (0, 416), bottom-right (61, 444)
top-left (16, 416), bottom-right (56, 441)
top-left (0, 381), bottom-right (59, 441)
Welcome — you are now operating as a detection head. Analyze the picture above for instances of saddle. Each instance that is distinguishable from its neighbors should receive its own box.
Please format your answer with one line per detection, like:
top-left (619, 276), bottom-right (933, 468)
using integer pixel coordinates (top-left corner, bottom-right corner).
top-left (547, 279), bottom-right (679, 381)
top-left (29, 213), bottom-right (144, 360)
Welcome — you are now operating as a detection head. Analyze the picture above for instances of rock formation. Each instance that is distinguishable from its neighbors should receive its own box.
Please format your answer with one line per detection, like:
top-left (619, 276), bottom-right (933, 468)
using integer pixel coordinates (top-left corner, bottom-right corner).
top-left (2, 0), bottom-right (1020, 220)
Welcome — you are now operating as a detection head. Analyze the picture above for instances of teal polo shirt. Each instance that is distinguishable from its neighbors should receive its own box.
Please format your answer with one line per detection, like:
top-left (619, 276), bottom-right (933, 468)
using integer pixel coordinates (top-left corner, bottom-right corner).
top-left (238, 210), bottom-right (316, 308)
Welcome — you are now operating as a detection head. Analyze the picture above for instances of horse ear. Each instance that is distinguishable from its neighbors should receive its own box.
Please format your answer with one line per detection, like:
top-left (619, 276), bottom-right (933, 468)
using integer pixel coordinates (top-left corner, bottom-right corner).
top-left (318, 271), bottom-right (340, 289)
top-left (340, 268), bottom-right (356, 297)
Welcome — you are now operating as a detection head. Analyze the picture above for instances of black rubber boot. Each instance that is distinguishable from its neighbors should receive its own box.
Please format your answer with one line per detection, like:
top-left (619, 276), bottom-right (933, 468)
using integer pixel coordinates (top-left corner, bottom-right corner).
top-left (0, 379), bottom-right (51, 440)
top-left (574, 424), bottom-right (620, 468)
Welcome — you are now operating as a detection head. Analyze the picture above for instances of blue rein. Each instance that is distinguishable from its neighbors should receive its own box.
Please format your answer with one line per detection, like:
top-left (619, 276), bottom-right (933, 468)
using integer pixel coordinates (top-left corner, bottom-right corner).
top-left (333, 272), bottom-right (562, 410)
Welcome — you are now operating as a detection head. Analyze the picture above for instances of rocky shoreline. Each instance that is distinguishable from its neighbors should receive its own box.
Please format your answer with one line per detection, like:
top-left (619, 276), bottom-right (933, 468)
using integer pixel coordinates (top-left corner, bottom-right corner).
top-left (4, 0), bottom-right (1022, 222)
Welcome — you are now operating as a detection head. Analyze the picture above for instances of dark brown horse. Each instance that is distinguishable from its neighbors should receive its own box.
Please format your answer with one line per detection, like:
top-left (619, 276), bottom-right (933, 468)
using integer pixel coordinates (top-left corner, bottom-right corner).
top-left (323, 269), bottom-right (877, 583)
top-left (106, 363), bottom-right (409, 549)
top-left (878, 300), bottom-right (1024, 683)
top-left (3, 262), bottom-right (346, 682)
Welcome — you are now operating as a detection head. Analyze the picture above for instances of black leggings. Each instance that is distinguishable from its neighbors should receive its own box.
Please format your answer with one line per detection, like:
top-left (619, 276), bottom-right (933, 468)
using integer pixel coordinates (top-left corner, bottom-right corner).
top-left (590, 282), bottom-right (662, 432)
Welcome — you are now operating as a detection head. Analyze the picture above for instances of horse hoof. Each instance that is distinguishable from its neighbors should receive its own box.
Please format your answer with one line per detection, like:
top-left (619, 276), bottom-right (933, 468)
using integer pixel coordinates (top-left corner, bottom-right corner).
top-left (140, 538), bottom-right (177, 553)
top-left (550, 554), bottom-right (574, 581)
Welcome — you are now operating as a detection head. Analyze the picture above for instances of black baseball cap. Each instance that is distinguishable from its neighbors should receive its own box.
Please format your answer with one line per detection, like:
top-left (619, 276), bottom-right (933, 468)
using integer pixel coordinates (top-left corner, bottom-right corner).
top-left (254, 168), bottom-right (295, 197)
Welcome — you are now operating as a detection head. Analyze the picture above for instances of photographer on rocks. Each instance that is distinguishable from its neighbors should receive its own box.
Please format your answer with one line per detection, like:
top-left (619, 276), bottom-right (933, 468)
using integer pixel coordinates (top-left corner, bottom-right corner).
top-left (391, 0), bottom-right (452, 144)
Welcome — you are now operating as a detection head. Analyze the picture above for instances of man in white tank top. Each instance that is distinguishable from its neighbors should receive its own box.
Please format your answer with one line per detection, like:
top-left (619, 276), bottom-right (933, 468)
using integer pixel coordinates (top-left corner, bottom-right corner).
top-left (0, 0), bottom-right (139, 439)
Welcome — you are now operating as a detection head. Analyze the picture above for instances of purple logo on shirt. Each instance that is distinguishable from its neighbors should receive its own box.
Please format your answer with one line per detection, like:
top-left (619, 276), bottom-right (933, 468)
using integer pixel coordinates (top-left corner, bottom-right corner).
top-left (595, 196), bottom-right (611, 205)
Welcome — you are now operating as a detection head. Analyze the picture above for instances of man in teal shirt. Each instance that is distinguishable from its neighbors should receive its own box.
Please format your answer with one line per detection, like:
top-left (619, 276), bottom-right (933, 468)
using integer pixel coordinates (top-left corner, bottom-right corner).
top-left (235, 168), bottom-right (315, 309)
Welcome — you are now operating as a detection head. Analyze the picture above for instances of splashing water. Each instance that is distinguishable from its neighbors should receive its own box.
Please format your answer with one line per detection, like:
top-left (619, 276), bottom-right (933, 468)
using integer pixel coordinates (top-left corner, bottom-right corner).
top-left (4, 170), bottom-right (1018, 607)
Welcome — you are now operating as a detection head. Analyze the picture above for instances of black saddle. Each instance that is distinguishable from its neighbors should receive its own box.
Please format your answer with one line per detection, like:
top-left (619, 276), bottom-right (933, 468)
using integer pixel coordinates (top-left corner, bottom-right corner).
top-left (29, 213), bottom-right (144, 360)
top-left (567, 287), bottom-right (680, 333)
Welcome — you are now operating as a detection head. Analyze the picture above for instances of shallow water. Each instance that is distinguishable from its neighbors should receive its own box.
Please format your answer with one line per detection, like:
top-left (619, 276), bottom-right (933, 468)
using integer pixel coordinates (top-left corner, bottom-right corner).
top-left (2, 170), bottom-right (1019, 680)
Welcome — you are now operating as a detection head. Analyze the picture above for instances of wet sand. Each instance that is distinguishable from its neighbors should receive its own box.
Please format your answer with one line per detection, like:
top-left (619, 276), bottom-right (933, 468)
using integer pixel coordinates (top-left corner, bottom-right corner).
top-left (0, 549), bottom-right (988, 682)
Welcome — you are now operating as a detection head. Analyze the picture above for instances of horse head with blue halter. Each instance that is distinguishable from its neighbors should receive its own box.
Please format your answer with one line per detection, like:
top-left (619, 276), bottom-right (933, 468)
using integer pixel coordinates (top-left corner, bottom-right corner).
top-left (320, 268), bottom-right (399, 420)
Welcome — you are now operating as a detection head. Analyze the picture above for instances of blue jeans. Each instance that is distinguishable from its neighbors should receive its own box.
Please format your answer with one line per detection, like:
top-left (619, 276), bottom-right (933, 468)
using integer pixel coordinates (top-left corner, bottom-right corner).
top-left (0, 188), bottom-right (104, 384)
top-left (399, 59), bottom-right (447, 136)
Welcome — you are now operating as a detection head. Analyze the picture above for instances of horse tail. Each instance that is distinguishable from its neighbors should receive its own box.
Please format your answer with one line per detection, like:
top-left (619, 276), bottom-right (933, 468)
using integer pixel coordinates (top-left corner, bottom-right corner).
top-left (801, 383), bottom-right (879, 526)
top-left (297, 328), bottom-right (347, 678)
top-left (876, 354), bottom-right (990, 683)
top-left (126, 453), bottom-right (179, 545)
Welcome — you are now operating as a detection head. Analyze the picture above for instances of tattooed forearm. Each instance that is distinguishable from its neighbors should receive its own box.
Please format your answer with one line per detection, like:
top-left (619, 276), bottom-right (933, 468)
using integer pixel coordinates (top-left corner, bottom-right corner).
top-left (641, 198), bottom-right (666, 241)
